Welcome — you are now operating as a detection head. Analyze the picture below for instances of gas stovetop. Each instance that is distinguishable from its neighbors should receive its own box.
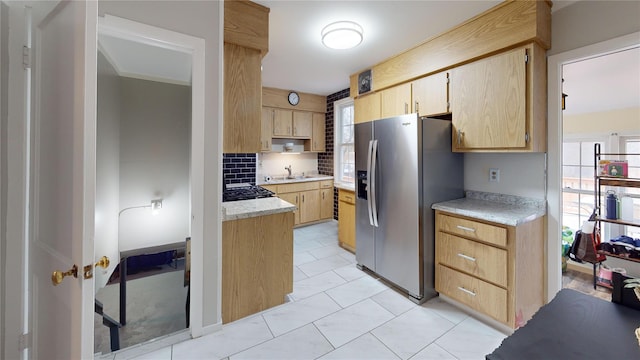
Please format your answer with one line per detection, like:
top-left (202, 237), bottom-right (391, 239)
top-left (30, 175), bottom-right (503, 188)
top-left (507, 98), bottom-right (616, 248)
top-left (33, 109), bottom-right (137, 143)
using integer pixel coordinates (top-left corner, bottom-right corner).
top-left (223, 184), bottom-right (275, 202)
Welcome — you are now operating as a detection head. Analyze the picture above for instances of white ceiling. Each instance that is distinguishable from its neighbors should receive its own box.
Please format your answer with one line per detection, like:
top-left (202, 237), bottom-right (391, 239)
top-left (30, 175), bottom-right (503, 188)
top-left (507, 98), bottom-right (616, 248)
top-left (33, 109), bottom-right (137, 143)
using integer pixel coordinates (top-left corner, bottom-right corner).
top-left (562, 47), bottom-right (640, 115)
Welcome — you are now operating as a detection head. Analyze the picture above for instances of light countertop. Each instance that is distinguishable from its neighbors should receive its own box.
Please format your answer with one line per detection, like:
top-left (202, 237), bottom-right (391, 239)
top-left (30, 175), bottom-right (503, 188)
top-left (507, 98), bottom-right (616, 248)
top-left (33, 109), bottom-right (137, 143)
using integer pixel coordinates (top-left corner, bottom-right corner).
top-left (256, 175), bottom-right (333, 186)
top-left (432, 191), bottom-right (546, 226)
top-left (334, 181), bottom-right (355, 192)
top-left (222, 197), bottom-right (296, 221)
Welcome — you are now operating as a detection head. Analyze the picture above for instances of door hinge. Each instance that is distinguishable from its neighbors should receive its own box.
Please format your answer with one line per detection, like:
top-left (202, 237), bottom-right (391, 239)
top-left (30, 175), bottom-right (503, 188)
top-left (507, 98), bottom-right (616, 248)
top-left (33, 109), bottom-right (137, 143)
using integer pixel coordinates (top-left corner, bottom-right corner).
top-left (524, 53), bottom-right (529, 64)
top-left (22, 46), bottom-right (31, 69)
top-left (525, 132), bottom-right (530, 143)
top-left (19, 333), bottom-right (31, 351)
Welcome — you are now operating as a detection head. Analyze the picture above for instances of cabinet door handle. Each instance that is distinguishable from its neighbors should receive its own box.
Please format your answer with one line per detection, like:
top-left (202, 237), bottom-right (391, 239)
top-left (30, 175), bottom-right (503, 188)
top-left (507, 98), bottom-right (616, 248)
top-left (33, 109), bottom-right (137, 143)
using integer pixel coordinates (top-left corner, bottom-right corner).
top-left (457, 253), bottom-right (476, 262)
top-left (302, 194), bottom-right (305, 202)
top-left (404, 103), bottom-right (408, 114)
top-left (322, 192), bottom-right (324, 200)
top-left (295, 195), bottom-right (298, 204)
top-left (456, 130), bottom-right (462, 146)
top-left (457, 286), bottom-right (476, 297)
top-left (456, 225), bottom-right (475, 233)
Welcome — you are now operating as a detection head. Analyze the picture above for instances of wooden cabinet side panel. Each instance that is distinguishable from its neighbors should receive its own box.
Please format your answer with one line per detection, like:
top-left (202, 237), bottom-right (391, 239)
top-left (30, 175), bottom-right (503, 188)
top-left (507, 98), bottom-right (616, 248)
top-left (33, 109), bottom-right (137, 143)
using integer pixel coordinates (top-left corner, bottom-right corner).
top-left (224, 0), bottom-right (269, 53)
top-left (262, 87), bottom-right (327, 113)
top-left (451, 48), bottom-right (527, 150)
top-left (512, 216), bottom-right (545, 327)
top-left (312, 113), bottom-right (326, 152)
top-left (224, 43), bottom-right (262, 153)
top-left (261, 107), bottom-right (273, 151)
top-left (354, 92), bottom-right (381, 124)
top-left (529, 43), bottom-right (547, 152)
top-left (338, 195), bottom-right (356, 252)
top-left (222, 212), bottom-right (293, 323)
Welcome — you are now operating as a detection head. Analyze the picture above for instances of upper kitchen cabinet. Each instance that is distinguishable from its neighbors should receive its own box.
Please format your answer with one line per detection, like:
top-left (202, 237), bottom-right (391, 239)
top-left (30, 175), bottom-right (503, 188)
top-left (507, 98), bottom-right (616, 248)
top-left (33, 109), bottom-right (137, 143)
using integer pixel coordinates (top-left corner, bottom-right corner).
top-left (292, 111), bottom-right (313, 138)
top-left (450, 44), bottom-right (546, 152)
top-left (381, 82), bottom-right (412, 118)
top-left (354, 92), bottom-right (381, 124)
top-left (272, 108), bottom-right (293, 137)
top-left (223, 1), bottom-right (269, 153)
top-left (412, 72), bottom-right (449, 117)
top-left (312, 113), bottom-right (326, 152)
top-left (261, 107), bottom-right (273, 152)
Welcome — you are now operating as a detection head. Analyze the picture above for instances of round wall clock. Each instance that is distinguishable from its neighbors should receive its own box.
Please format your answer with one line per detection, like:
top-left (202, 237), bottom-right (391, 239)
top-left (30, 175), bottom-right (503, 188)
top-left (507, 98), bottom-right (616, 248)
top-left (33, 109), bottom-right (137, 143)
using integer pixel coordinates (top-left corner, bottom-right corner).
top-left (288, 91), bottom-right (300, 106)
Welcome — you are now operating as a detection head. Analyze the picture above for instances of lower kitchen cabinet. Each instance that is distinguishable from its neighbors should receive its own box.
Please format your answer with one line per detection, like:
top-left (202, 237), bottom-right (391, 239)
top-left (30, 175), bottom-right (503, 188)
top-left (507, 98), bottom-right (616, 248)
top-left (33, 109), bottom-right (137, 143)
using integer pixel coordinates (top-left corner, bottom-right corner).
top-left (338, 189), bottom-right (356, 252)
top-left (222, 211), bottom-right (294, 323)
top-left (434, 210), bottom-right (544, 329)
top-left (266, 179), bottom-right (333, 227)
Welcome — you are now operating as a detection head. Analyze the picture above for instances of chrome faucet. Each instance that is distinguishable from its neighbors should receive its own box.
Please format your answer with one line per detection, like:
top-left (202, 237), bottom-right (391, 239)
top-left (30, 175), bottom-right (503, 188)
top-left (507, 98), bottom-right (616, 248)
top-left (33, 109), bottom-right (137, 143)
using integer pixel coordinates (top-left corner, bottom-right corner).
top-left (285, 165), bottom-right (292, 177)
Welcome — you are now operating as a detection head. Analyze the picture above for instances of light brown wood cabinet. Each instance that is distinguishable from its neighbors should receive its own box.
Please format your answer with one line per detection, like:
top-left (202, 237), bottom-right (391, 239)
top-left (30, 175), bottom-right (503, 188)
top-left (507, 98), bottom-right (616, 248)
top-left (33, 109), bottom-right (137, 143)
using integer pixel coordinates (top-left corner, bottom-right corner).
top-left (412, 71), bottom-right (449, 117)
top-left (222, 211), bottom-right (293, 323)
top-left (293, 111), bottom-right (313, 138)
top-left (450, 45), bottom-right (546, 152)
top-left (381, 83), bottom-right (412, 118)
top-left (354, 92), bottom-right (381, 124)
top-left (272, 108), bottom-right (294, 137)
top-left (319, 180), bottom-right (333, 219)
top-left (223, 1), bottom-right (269, 153)
top-left (260, 107), bottom-right (273, 152)
top-left (434, 210), bottom-right (544, 329)
top-left (268, 180), bottom-right (333, 227)
top-left (312, 113), bottom-right (326, 152)
top-left (338, 189), bottom-right (356, 252)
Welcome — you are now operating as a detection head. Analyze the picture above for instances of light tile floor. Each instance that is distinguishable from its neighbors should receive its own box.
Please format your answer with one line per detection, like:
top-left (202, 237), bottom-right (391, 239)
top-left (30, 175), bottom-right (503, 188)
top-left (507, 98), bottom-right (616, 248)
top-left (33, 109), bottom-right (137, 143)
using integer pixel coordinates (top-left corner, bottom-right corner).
top-left (105, 221), bottom-right (507, 360)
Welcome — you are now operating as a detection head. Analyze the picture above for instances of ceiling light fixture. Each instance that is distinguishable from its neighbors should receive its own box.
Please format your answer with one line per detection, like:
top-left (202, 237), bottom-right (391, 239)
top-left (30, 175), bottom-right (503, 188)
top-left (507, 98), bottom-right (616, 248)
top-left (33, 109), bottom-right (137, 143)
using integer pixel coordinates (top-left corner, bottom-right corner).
top-left (321, 21), bottom-right (363, 50)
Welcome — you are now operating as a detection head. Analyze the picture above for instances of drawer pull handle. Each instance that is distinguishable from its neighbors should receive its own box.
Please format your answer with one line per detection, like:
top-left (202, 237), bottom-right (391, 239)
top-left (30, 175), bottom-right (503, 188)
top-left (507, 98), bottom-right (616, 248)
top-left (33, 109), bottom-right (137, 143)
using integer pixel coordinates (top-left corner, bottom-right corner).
top-left (457, 253), bottom-right (476, 262)
top-left (457, 286), bottom-right (476, 297)
top-left (456, 225), bottom-right (476, 233)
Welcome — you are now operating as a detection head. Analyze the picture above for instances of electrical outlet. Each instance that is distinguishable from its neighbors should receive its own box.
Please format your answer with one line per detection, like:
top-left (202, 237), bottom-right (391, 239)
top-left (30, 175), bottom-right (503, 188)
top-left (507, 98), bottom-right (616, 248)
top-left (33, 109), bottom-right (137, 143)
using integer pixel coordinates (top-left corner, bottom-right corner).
top-left (489, 168), bottom-right (500, 182)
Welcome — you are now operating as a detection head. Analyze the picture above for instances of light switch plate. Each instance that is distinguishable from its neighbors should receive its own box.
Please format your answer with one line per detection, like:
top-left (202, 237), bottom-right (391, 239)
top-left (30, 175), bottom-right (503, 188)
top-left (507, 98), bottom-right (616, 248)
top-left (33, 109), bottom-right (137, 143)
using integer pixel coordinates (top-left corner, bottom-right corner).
top-left (489, 168), bottom-right (500, 182)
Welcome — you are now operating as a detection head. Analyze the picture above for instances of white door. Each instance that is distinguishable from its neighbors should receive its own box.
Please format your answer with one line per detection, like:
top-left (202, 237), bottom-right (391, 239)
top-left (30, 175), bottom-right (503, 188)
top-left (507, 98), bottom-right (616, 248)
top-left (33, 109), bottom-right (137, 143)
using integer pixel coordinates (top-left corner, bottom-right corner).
top-left (29, 1), bottom-right (97, 358)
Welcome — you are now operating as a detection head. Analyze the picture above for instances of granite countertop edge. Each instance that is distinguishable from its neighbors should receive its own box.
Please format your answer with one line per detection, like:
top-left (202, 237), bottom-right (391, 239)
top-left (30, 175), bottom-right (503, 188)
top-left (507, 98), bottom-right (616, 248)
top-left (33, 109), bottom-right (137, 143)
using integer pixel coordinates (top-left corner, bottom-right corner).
top-left (222, 197), bottom-right (296, 221)
top-left (431, 191), bottom-right (547, 226)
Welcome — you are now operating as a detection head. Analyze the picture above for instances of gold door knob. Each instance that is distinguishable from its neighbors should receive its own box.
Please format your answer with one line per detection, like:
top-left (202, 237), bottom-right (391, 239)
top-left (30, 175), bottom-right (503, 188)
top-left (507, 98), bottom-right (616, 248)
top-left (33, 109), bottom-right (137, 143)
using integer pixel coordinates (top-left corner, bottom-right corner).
top-left (83, 256), bottom-right (110, 279)
top-left (95, 256), bottom-right (110, 269)
top-left (51, 264), bottom-right (78, 286)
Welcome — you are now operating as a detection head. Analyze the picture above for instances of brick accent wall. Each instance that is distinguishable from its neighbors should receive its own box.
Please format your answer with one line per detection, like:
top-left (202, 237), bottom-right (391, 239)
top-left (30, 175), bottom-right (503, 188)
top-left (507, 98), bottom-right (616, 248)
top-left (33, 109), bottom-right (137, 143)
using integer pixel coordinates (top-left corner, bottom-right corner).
top-left (320, 88), bottom-right (350, 220)
top-left (223, 153), bottom-right (256, 187)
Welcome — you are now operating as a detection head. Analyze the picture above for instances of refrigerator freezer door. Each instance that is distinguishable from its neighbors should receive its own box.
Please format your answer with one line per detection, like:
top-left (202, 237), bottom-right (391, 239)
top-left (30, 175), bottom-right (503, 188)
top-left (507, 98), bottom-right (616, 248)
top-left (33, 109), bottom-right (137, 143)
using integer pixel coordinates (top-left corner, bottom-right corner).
top-left (373, 114), bottom-right (422, 297)
top-left (355, 122), bottom-right (375, 270)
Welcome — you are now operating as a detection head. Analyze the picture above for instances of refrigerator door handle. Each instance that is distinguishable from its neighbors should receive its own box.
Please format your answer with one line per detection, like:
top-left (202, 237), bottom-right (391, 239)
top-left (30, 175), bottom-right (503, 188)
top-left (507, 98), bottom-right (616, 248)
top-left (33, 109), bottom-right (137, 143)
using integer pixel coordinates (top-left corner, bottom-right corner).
top-left (371, 139), bottom-right (379, 227)
top-left (366, 140), bottom-right (375, 226)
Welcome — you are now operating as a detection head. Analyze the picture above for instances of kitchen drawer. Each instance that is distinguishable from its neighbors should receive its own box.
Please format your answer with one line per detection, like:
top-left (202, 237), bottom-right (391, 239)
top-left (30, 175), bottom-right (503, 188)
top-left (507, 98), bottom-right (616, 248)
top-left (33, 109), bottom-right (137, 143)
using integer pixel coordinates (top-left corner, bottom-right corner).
top-left (338, 189), bottom-right (355, 204)
top-left (437, 213), bottom-right (507, 247)
top-left (277, 181), bottom-right (319, 193)
top-left (436, 232), bottom-right (507, 287)
top-left (436, 264), bottom-right (508, 323)
top-left (320, 180), bottom-right (333, 189)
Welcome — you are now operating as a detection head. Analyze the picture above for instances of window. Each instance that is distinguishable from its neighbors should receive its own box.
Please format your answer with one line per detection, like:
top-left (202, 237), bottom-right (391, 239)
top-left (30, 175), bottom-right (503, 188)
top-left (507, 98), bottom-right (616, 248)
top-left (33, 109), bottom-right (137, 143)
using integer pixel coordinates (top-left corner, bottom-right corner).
top-left (621, 137), bottom-right (640, 238)
top-left (334, 98), bottom-right (355, 184)
top-left (562, 139), bottom-right (604, 233)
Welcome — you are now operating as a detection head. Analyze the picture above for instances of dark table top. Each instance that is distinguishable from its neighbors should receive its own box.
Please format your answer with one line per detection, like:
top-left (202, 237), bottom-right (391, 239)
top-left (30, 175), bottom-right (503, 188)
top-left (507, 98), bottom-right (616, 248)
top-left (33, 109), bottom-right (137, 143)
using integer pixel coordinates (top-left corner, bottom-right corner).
top-left (487, 288), bottom-right (640, 360)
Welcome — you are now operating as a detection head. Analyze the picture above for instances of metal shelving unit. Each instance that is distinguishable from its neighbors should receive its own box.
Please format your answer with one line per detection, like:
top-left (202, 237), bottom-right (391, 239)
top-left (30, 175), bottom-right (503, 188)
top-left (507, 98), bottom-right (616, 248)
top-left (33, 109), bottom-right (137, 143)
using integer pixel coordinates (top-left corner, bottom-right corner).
top-left (593, 143), bottom-right (640, 279)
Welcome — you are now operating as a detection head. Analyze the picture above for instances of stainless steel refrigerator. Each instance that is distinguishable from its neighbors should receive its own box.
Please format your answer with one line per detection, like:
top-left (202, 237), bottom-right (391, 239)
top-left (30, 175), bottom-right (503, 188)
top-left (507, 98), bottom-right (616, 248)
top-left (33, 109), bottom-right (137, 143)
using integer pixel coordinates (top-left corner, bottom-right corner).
top-left (355, 113), bottom-right (463, 303)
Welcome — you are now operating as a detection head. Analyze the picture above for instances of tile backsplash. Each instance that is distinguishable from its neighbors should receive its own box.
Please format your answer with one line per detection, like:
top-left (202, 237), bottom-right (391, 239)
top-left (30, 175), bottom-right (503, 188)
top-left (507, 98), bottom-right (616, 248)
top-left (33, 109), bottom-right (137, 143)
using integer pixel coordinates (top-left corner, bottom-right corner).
top-left (223, 153), bottom-right (256, 186)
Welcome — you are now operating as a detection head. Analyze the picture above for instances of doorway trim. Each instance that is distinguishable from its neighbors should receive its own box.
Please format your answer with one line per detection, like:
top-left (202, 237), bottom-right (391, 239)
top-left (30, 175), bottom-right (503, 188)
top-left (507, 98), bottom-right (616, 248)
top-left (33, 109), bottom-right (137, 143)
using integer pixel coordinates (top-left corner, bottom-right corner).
top-left (97, 14), bottom-right (206, 337)
top-left (547, 31), bottom-right (640, 300)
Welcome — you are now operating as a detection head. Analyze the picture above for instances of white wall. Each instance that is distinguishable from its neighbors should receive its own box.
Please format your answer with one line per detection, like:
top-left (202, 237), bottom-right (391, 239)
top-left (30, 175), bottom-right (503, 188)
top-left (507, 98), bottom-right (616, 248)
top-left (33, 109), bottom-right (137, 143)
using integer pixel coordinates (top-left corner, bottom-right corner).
top-left (463, 153), bottom-right (546, 199)
top-left (564, 107), bottom-right (640, 136)
top-left (95, 52), bottom-right (121, 289)
top-left (257, 152), bottom-right (319, 181)
top-left (118, 77), bottom-right (190, 252)
top-left (98, 0), bottom-right (221, 328)
top-left (0, 1), bottom-right (8, 353)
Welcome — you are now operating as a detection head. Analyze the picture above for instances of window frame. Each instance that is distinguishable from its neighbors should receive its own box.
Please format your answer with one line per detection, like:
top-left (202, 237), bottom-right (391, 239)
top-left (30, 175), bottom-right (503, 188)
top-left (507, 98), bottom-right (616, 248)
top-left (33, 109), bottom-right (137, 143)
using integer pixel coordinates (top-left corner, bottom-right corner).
top-left (333, 97), bottom-right (355, 185)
